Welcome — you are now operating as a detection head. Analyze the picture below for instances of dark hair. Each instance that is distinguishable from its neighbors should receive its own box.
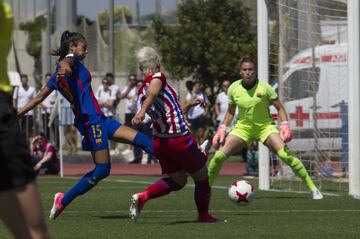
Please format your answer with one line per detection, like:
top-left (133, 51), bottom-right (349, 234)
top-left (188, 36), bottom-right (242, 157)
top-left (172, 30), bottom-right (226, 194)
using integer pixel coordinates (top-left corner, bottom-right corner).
top-left (239, 54), bottom-right (256, 68)
top-left (20, 74), bottom-right (28, 79)
top-left (185, 80), bottom-right (194, 93)
top-left (105, 72), bottom-right (114, 79)
top-left (45, 73), bottom-right (52, 78)
top-left (52, 30), bottom-right (86, 61)
top-left (38, 132), bottom-right (46, 138)
top-left (129, 74), bottom-right (137, 80)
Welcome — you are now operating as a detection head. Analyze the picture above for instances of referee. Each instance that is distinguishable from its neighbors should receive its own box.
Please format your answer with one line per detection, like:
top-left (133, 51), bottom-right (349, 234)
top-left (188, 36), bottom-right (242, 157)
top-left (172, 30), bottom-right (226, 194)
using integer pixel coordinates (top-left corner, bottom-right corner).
top-left (0, 1), bottom-right (49, 238)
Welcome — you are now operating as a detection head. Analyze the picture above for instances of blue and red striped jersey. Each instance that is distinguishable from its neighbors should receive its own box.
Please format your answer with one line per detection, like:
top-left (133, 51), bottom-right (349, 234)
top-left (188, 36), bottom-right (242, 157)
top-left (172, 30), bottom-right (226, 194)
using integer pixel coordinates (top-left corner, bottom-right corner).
top-left (46, 54), bottom-right (103, 123)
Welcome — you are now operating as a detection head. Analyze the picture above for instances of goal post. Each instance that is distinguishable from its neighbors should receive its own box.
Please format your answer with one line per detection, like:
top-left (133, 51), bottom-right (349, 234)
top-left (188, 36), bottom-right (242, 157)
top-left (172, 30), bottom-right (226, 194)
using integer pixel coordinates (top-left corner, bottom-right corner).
top-left (347, 0), bottom-right (360, 198)
top-left (257, 0), bottom-right (270, 191)
top-left (258, 0), bottom-right (359, 196)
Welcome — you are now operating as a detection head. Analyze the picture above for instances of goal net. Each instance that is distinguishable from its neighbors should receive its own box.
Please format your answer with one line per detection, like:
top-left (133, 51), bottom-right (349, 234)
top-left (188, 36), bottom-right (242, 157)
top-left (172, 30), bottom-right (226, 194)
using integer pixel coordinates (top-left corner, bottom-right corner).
top-left (266, 0), bottom-right (348, 194)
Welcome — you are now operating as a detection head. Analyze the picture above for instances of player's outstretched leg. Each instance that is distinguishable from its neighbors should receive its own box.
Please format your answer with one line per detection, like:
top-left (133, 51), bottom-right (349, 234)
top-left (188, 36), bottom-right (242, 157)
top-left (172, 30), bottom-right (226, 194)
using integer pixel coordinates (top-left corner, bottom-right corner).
top-left (276, 146), bottom-right (323, 199)
top-left (129, 177), bottom-right (183, 220)
top-left (207, 150), bottom-right (228, 185)
top-left (49, 163), bottom-right (111, 219)
top-left (49, 192), bottom-right (65, 220)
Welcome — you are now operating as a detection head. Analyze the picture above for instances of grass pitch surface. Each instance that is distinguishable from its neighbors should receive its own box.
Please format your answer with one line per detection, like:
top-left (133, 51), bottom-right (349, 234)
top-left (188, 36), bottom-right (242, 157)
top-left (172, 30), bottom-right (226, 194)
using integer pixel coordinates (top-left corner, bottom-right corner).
top-left (1, 176), bottom-right (359, 239)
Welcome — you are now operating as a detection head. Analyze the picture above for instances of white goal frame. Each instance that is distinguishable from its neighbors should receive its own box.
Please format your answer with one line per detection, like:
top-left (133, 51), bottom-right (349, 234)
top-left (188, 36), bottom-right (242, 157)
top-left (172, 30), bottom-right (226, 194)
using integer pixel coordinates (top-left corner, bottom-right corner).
top-left (257, 0), bottom-right (360, 198)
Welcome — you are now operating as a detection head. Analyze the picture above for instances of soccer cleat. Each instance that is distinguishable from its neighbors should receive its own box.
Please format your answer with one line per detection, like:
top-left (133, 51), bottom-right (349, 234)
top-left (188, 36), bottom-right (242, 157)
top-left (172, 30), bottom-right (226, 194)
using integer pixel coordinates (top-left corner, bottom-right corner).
top-left (129, 193), bottom-right (146, 221)
top-left (49, 192), bottom-right (65, 220)
top-left (197, 214), bottom-right (227, 223)
top-left (311, 189), bottom-right (324, 200)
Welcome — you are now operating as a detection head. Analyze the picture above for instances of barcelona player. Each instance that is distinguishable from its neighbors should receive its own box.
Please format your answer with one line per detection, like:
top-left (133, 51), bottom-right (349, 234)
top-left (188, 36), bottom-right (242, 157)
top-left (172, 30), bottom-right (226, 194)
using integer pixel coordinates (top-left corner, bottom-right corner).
top-left (0, 0), bottom-right (49, 238)
top-left (17, 31), bottom-right (153, 219)
top-left (208, 55), bottom-right (323, 199)
top-left (129, 47), bottom-right (224, 223)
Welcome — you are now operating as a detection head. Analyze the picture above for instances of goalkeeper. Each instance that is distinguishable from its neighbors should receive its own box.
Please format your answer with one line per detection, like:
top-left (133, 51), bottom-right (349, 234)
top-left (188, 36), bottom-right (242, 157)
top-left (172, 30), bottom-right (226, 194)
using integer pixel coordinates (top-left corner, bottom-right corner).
top-left (208, 55), bottom-right (323, 199)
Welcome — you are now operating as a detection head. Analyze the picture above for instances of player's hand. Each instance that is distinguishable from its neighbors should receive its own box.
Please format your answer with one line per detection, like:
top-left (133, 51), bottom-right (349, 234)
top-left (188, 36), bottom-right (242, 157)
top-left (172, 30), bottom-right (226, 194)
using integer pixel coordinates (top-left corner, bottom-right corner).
top-left (188, 98), bottom-right (202, 108)
top-left (212, 124), bottom-right (230, 148)
top-left (56, 66), bottom-right (66, 83)
top-left (132, 111), bottom-right (145, 125)
top-left (34, 162), bottom-right (42, 171)
top-left (280, 121), bottom-right (292, 143)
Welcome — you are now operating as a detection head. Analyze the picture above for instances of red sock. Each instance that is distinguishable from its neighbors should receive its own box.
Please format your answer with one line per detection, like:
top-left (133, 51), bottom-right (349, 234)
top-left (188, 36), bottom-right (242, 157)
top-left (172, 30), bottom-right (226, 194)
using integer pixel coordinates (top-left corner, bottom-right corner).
top-left (144, 177), bottom-right (182, 200)
top-left (194, 178), bottom-right (211, 216)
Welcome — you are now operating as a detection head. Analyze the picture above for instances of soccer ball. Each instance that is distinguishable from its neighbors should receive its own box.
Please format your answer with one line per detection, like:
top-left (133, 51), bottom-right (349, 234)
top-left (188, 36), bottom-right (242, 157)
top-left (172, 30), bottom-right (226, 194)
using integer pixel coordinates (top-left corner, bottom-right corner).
top-left (228, 180), bottom-right (255, 206)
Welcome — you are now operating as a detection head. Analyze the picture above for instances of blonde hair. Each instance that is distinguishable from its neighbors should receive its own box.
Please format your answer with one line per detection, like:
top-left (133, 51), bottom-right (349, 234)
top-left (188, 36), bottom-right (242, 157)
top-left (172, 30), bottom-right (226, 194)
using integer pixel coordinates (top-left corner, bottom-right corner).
top-left (136, 47), bottom-right (161, 73)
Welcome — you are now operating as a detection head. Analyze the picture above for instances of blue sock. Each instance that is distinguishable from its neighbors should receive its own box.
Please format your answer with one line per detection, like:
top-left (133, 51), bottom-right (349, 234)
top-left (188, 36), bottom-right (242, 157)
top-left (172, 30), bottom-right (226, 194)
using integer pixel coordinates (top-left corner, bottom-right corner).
top-left (132, 132), bottom-right (153, 155)
top-left (61, 163), bottom-right (111, 206)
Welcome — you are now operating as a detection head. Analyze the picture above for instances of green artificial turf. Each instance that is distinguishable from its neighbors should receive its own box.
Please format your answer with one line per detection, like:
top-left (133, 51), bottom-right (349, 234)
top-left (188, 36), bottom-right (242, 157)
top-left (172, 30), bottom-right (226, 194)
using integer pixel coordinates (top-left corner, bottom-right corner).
top-left (1, 176), bottom-right (359, 239)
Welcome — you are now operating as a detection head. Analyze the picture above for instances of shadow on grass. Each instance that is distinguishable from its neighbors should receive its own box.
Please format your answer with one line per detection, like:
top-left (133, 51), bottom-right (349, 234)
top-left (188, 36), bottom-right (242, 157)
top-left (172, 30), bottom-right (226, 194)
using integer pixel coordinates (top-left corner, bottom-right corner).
top-left (255, 196), bottom-right (307, 200)
top-left (166, 220), bottom-right (198, 225)
top-left (96, 215), bottom-right (129, 220)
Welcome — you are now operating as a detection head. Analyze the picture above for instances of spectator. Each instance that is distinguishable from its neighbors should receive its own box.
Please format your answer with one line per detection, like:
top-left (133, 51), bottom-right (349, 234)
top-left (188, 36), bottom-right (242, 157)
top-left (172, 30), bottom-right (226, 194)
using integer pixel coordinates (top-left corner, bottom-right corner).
top-left (95, 77), bottom-right (116, 118)
top-left (65, 125), bottom-right (77, 154)
top-left (129, 79), bottom-right (158, 164)
top-left (96, 77), bottom-right (117, 152)
top-left (95, 73), bottom-right (120, 155)
top-left (215, 80), bottom-right (230, 128)
top-left (246, 141), bottom-right (258, 176)
top-left (13, 74), bottom-right (36, 138)
top-left (318, 152), bottom-right (333, 178)
top-left (186, 81), bottom-right (210, 143)
top-left (105, 72), bottom-right (121, 111)
top-left (40, 73), bottom-right (58, 143)
top-left (119, 74), bottom-right (138, 156)
top-left (31, 133), bottom-right (60, 175)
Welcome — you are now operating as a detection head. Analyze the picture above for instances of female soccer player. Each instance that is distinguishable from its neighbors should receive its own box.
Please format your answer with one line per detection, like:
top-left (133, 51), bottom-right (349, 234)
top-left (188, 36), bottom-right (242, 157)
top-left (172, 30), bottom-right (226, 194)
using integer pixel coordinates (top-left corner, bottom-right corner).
top-left (129, 47), bottom-right (223, 223)
top-left (17, 31), bottom-right (153, 219)
top-left (208, 55), bottom-right (323, 200)
top-left (0, 1), bottom-right (49, 238)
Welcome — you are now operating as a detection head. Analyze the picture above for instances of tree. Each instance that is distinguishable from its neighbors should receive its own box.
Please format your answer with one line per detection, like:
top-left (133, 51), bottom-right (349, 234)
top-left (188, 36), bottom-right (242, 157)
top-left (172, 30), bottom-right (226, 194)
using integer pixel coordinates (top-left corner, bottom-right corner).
top-left (98, 5), bottom-right (133, 31)
top-left (153, 0), bottom-right (256, 94)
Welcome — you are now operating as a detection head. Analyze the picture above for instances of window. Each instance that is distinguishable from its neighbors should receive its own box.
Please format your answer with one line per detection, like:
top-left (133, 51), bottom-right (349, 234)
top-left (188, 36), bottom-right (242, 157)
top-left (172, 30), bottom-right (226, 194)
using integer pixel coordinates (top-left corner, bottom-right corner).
top-left (284, 67), bottom-right (320, 100)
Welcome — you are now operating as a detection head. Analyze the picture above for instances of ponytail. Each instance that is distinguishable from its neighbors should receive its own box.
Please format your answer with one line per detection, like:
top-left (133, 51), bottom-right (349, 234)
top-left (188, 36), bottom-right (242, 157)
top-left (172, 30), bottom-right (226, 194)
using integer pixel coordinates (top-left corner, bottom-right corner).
top-left (52, 30), bottom-right (85, 61)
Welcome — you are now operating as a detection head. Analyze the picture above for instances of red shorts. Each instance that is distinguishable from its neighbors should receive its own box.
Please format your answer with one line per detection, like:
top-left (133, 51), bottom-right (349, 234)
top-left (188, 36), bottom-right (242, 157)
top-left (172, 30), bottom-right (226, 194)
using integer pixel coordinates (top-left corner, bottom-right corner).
top-left (153, 133), bottom-right (207, 175)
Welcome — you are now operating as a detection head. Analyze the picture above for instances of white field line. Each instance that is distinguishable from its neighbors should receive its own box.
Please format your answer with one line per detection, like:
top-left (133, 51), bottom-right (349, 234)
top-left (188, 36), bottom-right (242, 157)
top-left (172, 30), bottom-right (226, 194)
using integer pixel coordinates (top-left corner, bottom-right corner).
top-left (54, 209), bottom-right (360, 214)
top-left (62, 176), bottom-right (342, 197)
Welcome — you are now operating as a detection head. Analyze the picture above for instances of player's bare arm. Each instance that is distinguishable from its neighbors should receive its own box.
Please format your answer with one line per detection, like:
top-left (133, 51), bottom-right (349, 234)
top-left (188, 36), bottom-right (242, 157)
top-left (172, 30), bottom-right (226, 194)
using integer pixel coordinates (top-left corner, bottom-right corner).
top-left (182, 98), bottom-right (202, 115)
top-left (271, 98), bottom-right (288, 122)
top-left (17, 87), bottom-right (54, 118)
top-left (57, 57), bottom-right (73, 81)
top-left (222, 104), bottom-right (236, 126)
top-left (132, 78), bottom-right (162, 125)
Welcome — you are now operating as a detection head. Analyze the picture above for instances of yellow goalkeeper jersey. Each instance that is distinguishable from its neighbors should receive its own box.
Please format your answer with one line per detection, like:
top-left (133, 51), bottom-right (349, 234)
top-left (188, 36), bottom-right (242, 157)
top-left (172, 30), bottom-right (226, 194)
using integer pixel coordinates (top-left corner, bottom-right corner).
top-left (0, 0), bottom-right (13, 95)
top-left (228, 79), bottom-right (278, 126)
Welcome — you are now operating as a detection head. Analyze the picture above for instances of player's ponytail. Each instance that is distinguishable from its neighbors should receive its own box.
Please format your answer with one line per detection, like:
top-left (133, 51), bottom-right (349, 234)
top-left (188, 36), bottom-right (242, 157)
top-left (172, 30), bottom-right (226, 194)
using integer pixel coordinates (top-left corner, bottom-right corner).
top-left (52, 30), bottom-right (85, 61)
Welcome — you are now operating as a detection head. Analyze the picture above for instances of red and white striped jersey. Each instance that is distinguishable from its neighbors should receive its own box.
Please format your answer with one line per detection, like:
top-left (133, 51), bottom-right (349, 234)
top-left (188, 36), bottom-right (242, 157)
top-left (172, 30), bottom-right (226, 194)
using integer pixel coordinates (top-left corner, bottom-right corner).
top-left (137, 72), bottom-right (190, 137)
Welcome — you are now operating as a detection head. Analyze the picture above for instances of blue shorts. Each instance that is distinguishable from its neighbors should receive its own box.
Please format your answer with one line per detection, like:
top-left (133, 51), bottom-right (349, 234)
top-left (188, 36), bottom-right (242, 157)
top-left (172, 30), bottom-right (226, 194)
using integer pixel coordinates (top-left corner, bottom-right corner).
top-left (74, 115), bottom-right (121, 152)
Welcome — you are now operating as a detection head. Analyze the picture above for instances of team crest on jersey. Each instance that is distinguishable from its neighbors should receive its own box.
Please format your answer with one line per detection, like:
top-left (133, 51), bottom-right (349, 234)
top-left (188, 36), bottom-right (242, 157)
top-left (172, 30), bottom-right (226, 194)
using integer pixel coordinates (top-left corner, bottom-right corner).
top-left (256, 90), bottom-right (264, 97)
top-left (95, 138), bottom-right (103, 145)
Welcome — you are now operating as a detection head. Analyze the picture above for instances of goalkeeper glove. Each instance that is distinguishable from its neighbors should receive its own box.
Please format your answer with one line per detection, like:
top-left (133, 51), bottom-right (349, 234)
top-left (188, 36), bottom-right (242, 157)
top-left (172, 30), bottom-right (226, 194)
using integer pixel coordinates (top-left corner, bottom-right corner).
top-left (280, 121), bottom-right (292, 143)
top-left (212, 124), bottom-right (230, 148)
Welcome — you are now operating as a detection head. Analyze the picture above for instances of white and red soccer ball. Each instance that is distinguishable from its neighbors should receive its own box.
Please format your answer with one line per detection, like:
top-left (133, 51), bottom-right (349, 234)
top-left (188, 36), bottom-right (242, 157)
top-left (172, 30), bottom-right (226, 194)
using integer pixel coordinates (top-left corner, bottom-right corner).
top-left (228, 180), bottom-right (255, 206)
